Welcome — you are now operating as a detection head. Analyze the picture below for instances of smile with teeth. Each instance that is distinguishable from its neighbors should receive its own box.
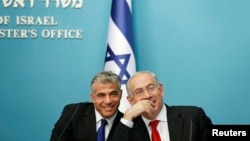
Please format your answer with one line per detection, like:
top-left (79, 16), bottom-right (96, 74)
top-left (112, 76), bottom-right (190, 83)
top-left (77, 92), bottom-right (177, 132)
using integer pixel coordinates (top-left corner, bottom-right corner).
top-left (103, 106), bottom-right (114, 111)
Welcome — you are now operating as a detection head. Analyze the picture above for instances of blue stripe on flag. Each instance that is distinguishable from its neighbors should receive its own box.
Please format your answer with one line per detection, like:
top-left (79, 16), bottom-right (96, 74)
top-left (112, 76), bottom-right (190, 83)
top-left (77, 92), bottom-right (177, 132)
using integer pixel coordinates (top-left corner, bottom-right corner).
top-left (105, 44), bottom-right (131, 84)
top-left (111, 0), bottom-right (134, 48)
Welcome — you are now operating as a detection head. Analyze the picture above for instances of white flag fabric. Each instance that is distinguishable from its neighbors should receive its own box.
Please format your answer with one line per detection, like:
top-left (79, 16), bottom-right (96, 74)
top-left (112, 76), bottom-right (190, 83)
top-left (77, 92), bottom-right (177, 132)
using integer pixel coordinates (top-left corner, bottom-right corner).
top-left (104, 0), bottom-right (136, 113)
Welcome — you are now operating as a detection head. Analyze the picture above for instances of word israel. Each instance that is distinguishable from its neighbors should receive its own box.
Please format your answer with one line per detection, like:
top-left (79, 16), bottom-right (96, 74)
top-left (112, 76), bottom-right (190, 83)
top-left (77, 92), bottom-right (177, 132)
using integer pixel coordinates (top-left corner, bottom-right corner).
top-left (1, 0), bottom-right (83, 8)
top-left (0, 16), bottom-right (58, 25)
top-left (212, 129), bottom-right (247, 136)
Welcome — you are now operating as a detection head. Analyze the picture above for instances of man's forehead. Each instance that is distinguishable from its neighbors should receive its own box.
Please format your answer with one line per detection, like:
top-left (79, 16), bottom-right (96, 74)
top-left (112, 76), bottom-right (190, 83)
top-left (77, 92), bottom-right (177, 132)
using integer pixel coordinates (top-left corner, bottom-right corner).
top-left (131, 73), bottom-right (153, 82)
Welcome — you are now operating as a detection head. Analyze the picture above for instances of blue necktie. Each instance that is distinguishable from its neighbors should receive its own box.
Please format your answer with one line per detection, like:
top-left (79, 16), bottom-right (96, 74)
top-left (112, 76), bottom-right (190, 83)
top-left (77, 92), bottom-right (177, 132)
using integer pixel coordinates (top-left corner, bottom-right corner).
top-left (97, 119), bottom-right (107, 141)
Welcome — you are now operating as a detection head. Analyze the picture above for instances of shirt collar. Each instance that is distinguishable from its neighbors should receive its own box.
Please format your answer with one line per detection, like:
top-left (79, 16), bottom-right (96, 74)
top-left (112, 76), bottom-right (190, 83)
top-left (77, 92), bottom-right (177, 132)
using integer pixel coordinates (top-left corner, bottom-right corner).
top-left (142, 104), bottom-right (167, 125)
top-left (95, 109), bottom-right (117, 126)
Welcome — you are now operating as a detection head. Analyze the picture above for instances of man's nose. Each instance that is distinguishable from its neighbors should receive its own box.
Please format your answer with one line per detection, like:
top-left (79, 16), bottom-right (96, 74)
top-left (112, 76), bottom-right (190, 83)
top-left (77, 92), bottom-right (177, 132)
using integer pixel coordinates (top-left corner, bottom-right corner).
top-left (104, 95), bottom-right (112, 103)
top-left (142, 90), bottom-right (152, 99)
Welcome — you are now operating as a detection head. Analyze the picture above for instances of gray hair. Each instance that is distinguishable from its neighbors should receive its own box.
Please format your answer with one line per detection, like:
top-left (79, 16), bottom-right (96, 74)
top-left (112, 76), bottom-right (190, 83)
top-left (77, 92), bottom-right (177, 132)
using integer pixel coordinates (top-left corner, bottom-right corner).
top-left (91, 71), bottom-right (121, 92)
top-left (126, 71), bottom-right (160, 96)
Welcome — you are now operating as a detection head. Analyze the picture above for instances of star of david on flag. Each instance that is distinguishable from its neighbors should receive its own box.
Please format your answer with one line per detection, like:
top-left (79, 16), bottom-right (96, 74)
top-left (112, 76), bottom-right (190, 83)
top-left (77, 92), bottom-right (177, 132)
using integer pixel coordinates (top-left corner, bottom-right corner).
top-left (104, 0), bottom-right (136, 113)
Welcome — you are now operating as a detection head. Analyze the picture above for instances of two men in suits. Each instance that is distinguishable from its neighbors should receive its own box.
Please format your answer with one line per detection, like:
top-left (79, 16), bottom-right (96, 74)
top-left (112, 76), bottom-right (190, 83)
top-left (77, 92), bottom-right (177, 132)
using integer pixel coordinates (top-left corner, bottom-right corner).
top-left (111, 71), bottom-right (212, 141)
top-left (50, 71), bottom-right (123, 141)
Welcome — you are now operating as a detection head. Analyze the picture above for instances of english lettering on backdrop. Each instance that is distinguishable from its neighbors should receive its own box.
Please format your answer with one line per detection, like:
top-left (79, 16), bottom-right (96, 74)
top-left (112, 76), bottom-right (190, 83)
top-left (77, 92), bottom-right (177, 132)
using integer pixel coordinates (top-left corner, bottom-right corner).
top-left (41, 29), bottom-right (82, 39)
top-left (0, 16), bottom-right (10, 25)
top-left (16, 16), bottom-right (58, 26)
top-left (0, 0), bottom-right (84, 39)
top-left (0, 29), bottom-right (37, 38)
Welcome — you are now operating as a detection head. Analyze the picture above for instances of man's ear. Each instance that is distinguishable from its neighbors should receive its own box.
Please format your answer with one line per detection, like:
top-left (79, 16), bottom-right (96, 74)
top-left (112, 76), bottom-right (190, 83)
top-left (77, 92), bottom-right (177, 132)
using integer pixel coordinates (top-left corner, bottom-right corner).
top-left (159, 83), bottom-right (164, 97)
top-left (127, 96), bottom-right (133, 105)
top-left (89, 93), bottom-right (94, 102)
top-left (119, 90), bottom-right (123, 99)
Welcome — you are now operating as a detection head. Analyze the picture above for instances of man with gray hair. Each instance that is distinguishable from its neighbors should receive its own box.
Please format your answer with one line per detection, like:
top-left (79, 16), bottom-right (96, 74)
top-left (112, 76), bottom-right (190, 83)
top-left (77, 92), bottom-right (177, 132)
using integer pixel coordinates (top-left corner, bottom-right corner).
top-left (50, 71), bottom-right (123, 141)
top-left (111, 70), bottom-right (212, 141)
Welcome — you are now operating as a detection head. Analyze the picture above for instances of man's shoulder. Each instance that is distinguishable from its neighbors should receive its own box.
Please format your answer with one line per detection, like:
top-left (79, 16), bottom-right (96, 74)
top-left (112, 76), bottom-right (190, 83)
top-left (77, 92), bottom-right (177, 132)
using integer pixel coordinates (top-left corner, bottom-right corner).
top-left (63, 102), bottom-right (93, 111)
top-left (65, 102), bottom-right (92, 107)
top-left (167, 104), bottom-right (206, 115)
top-left (169, 105), bottom-right (203, 110)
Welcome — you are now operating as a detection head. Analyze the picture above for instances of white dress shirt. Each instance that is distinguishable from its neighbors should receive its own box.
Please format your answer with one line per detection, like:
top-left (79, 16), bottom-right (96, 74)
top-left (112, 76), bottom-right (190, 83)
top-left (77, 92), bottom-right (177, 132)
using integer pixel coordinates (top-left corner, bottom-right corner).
top-left (142, 105), bottom-right (170, 141)
top-left (95, 110), bottom-right (117, 140)
top-left (121, 105), bottom-right (170, 141)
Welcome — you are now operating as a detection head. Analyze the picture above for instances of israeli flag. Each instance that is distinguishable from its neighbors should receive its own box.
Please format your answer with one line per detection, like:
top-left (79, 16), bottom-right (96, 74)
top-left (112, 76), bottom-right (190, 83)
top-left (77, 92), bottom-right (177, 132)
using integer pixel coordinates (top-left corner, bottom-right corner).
top-left (104, 0), bottom-right (136, 113)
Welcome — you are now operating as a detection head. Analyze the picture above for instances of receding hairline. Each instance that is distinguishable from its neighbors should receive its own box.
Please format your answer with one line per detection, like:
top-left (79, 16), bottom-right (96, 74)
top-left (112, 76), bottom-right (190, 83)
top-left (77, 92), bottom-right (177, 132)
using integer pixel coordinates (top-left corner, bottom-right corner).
top-left (126, 71), bottom-right (160, 95)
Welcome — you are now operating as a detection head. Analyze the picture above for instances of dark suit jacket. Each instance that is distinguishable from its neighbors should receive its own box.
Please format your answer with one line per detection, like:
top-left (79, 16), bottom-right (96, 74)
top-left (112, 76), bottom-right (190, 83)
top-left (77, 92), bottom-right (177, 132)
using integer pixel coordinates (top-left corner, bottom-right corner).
top-left (110, 104), bottom-right (212, 141)
top-left (50, 102), bottom-right (124, 141)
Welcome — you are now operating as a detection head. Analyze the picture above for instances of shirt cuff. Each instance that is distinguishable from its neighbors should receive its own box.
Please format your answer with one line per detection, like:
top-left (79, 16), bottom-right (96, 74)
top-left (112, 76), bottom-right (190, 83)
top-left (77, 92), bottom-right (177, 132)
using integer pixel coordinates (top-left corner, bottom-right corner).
top-left (121, 118), bottom-right (134, 128)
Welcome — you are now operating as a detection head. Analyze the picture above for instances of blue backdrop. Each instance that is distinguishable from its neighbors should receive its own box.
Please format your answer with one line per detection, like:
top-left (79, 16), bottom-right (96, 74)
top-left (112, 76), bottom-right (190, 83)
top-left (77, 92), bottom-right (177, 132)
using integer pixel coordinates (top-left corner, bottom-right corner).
top-left (1, 0), bottom-right (249, 141)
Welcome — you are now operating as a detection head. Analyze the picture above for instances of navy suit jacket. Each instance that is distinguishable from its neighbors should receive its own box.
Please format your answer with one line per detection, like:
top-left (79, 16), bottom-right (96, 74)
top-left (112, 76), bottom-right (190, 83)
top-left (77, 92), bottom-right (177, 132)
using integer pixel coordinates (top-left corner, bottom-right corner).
top-left (110, 104), bottom-right (212, 141)
top-left (50, 102), bottom-right (123, 141)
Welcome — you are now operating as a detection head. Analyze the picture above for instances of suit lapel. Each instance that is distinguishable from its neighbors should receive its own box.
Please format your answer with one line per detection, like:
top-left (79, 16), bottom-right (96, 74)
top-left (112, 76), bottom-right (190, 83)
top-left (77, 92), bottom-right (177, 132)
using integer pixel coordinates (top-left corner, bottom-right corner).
top-left (133, 117), bottom-right (151, 141)
top-left (107, 111), bottom-right (123, 141)
top-left (82, 104), bottom-right (97, 141)
top-left (167, 105), bottom-right (184, 141)
top-left (82, 107), bottom-right (124, 141)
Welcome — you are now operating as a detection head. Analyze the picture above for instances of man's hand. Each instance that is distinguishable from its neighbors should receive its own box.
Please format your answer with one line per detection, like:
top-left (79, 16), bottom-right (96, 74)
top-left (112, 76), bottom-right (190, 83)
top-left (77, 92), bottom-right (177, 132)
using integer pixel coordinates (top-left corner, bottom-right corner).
top-left (123, 100), bottom-right (154, 121)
